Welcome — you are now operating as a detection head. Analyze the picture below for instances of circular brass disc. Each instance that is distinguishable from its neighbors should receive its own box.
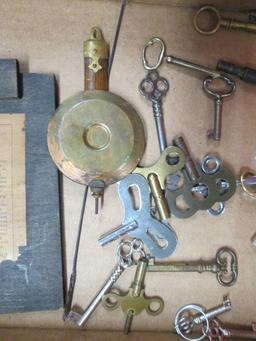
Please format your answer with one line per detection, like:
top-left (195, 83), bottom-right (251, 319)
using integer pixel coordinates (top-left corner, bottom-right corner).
top-left (47, 90), bottom-right (146, 185)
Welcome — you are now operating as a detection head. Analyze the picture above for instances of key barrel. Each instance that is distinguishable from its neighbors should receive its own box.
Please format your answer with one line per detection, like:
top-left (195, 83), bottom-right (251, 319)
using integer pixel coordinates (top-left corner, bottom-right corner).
top-left (217, 59), bottom-right (256, 85)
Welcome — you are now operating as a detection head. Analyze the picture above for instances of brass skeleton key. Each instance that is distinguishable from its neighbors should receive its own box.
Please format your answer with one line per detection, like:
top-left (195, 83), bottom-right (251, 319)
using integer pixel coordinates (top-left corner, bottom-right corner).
top-left (147, 247), bottom-right (238, 287)
top-left (194, 6), bottom-right (256, 35)
top-left (102, 257), bottom-right (164, 334)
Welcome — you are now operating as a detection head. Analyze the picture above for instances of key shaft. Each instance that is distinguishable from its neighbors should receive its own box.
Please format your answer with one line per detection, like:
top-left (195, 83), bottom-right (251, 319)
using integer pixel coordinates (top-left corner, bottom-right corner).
top-left (124, 257), bottom-right (148, 334)
top-left (195, 298), bottom-right (231, 325)
top-left (98, 220), bottom-right (138, 246)
top-left (173, 136), bottom-right (200, 182)
top-left (166, 55), bottom-right (220, 78)
top-left (67, 262), bottom-right (127, 327)
top-left (148, 259), bottom-right (219, 273)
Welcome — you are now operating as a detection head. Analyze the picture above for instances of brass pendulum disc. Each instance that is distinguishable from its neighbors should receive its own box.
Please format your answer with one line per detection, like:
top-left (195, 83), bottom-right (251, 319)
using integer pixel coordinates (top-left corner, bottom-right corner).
top-left (47, 90), bottom-right (146, 186)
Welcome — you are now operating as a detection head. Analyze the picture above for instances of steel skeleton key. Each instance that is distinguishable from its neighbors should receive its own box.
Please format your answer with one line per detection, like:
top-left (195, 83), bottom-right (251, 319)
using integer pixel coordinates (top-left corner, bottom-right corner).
top-left (147, 247), bottom-right (238, 287)
top-left (99, 173), bottom-right (178, 258)
top-left (138, 71), bottom-right (183, 221)
top-left (139, 70), bottom-right (169, 153)
top-left (142, 37), bottom-right (236, 141)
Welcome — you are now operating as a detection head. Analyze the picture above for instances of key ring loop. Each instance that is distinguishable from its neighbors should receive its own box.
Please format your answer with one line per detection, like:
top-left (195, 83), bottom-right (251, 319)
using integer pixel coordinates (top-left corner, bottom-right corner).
top-left (193, 6), bottom-right (222, 35)
top-left (201, 155), bottom-right (221, 175)
top-left (116, 238), bottom-right (145, 267)
top-left (146, 297), bottom-right (165, 316)
top-left (207, 202), bottom-right (225, 217)
top-left (139, 71), bottom-right (169, 100)
top-left (216, 247), bottom-right (238, 287)
top-left (241, 169), bottom-right (256, 198)
top-left (175, 304), bottom-right (209, 341)
top-left (142, 37), bottom-right (166, 71)
top-left (203, 75), bottom-right (235, 100)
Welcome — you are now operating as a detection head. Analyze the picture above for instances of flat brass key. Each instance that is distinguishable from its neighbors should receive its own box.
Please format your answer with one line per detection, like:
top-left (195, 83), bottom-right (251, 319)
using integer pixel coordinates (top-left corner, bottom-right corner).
top-left (147, 247), bottom-right (238, 287)
top-left (207, 318), bottom-right (256, 340)
top-left (194, 6), bottom-right (256, 35)
top-left (102, 257), bottom-right (164, 334)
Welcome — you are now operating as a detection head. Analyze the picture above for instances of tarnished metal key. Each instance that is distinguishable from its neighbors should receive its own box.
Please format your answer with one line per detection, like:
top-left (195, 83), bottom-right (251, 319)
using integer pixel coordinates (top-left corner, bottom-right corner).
top-left (135, 145), bottom-right (185, 221)
top-left (139, 70), bottom-right (169, 153)
top-left (102, 257), bottom-right (164, 334)
top-left (142, 37), bottom-right (236, 141)
top-left (147, 247), bottom-right (238, 287)
top-left (175, 297), bottom-right (232, 341)
top-left (207, 319), bottom-right (256, 340)
top-left (99, 173), bottom-right (178, 258)
top-left (66, 239), bottom-right (140, 327)
top-left (193, 5), bottom-right (256, 35)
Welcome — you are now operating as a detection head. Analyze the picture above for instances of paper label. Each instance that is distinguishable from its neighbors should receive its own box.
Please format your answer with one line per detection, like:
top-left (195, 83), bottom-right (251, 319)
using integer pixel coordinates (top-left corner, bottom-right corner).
top-left (0, 114), bottom-right (26, 262)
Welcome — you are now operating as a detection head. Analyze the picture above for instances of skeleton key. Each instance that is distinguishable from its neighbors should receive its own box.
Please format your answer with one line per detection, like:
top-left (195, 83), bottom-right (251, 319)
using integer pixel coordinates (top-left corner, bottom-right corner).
top-left (207, 318), bottom-right (256, 340)
top-left (142, 37), bottom-right (235, 141)
top-left (98, 173), bottom-right (178, 258)
top-left (147, 247), bottom-right (238, 287)
top-left (102, 257), bottom-right (164, 334)
top-left (193, 5), bottom-right (256, 35)
top-left (66, 239), bottom-right (138, 327)
top-left (134, 145), bottom-right (185, 221)
top-left (175, 297), bottom-right (232, 341)
top-left (139, 70), bottom-right (169, 153)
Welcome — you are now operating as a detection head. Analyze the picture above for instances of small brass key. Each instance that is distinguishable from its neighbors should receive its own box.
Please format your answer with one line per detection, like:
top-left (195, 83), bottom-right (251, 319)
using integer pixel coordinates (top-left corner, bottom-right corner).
top-left (194, 6), bottom-right (256, 35)
top-left (147, 247), bottom-right (238, 287)
top-left (102, 257), bottom-right (164, 334)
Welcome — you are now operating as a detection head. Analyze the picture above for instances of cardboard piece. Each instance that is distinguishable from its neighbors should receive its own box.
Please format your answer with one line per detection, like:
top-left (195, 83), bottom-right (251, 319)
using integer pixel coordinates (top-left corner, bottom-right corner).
top-left (0, 0), bottom-right (255, 337)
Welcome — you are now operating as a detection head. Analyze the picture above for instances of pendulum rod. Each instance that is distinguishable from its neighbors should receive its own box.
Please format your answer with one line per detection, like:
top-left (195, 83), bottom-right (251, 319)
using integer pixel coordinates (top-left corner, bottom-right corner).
top-left (63, 186), bottom-right (89, 318)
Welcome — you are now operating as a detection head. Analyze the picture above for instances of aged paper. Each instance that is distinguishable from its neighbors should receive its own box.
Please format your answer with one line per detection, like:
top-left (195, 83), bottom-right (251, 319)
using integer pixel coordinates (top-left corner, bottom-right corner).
top-left (0, 114), bottom-right (26, 262)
